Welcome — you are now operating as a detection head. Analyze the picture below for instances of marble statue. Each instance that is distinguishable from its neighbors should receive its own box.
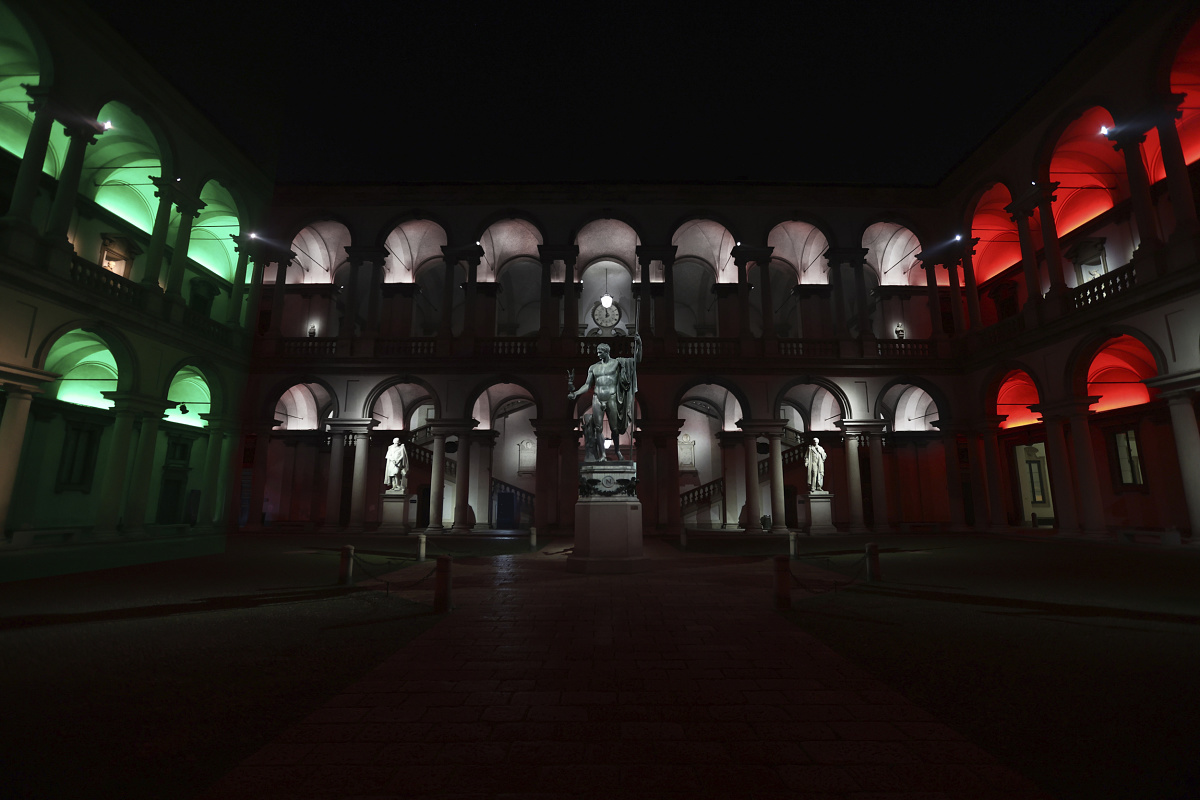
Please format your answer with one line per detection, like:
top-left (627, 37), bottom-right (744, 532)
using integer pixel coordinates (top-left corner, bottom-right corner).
top-left (568, 333), bottom-right (642, 460)
top-left (384, 437), bottom-right (408, 493)
top-left (804, 436), bottom-right (826, 492)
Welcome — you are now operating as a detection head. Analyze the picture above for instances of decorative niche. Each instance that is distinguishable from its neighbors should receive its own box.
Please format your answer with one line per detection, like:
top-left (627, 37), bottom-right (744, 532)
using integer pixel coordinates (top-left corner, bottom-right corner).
top-left (99, 233), bottom-right (142, 278)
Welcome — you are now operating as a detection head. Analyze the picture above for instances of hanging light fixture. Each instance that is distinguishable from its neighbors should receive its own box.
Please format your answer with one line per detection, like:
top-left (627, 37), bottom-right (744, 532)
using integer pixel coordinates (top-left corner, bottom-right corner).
top-left (600, 266), bottom-right (613, 308)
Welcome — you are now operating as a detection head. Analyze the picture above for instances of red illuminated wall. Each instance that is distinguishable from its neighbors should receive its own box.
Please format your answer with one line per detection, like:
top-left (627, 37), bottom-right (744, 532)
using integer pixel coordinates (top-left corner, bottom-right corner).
top-left (1049, 107), bottom-right (1122, 235)
top-left (1086, 335), bottom-right (1157, 412)
top-left (970, 184), bottom-right (1022, 284)
top-left (996, 370), bottom-right (1041, 428)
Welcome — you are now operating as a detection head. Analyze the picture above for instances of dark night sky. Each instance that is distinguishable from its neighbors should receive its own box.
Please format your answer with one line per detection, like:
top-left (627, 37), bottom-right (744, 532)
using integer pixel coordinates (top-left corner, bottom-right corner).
top-left (85, 0), bottom-right (1131, 186)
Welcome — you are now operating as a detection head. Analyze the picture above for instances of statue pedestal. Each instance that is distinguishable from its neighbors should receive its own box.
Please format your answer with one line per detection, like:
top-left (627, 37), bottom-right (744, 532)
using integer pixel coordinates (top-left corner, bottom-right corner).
top-left (380, 492), bottom-right (411, 533)
top-left (806, 492), bottom-right (837, 535)
top-left (568, 462), bottom-right (650, 574)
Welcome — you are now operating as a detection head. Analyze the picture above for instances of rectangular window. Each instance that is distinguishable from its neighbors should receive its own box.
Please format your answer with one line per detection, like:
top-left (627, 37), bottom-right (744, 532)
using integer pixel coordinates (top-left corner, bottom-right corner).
top-left (56, 423), bottom-right (102, 492)
top-left (1113, 430), bottom-right (1144, 485)
top-left (1026, 460), bottom-right (1046, 504)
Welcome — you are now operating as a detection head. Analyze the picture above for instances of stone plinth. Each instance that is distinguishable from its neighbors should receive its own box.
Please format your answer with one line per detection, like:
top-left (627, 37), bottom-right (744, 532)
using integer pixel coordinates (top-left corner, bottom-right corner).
top-left (568, 461), bottom-right (650, 574)
top-left (806, 491), bottom-right (837, 535)
top-left (380, 492), bottom-right (411, 532)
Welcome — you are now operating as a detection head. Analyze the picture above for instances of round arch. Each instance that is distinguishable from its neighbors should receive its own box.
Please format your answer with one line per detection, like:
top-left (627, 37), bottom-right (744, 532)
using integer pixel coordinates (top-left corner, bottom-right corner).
top-left (671, 217), bottom-right (736, 284)
top-left (287, 218), bottom-right (354, 284)
top-left (767, 219), bottom-right (833, 285)
top-left (982, 360), bottom-right (1047, 429)
top-left (462, 374), bottom-right (543, 423)
top-left (873, 376), bottom-right (952, 429)
top-left (1066, 329), bottom-right (1166, 413)
top-left (82, 99), bottom-right (175, 235)
top-left (773, 376), bottom-right (854, 422)
top-left (381, 217), bottom-right (448, 284)
top-left (1034, 103), bottom-right (1124, 236)
top-left (189, 178), bottom-right (242, 281)
top-left (966, 181), bottom-right (1023, 285)
top-left (361, 375), bottom-right (443, 422)
top-left (0, 2), bottom-right (60, 174)
top-left (262, 375), bottom-right (340, 425)
top-left (1065, 326), bottom-right (1168, 399)
top-left (671, 377), bottom-right (753, 429)
top-left (860, 220), bottom-right (924, 286)
top-left (159, 355), bottom-right (226, 419)
top-left (35, 320), bottom-right (138, 395)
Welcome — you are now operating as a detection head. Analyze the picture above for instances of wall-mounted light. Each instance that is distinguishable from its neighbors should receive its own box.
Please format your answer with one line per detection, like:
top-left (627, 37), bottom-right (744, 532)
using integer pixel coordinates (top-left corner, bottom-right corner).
top-left (102, 120), bottom-right (113, 130)
top-left (1099, 125), bottom-right (1109, 135)
top-left (954, 234), bottom-right (962, 241)
top-left (249, 232), bottom-right (258, 239)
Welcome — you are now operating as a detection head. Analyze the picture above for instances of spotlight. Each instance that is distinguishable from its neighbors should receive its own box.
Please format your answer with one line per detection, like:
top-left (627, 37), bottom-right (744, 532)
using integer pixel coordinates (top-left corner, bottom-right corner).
top-left (102, 120), bottom-right (113, 130)
top-left (1099, 125), bottom-right (1109, 135)
top-left (954, 234), bottom-right (962, 241)
top-left (249, 233), bottom-right (258, 239)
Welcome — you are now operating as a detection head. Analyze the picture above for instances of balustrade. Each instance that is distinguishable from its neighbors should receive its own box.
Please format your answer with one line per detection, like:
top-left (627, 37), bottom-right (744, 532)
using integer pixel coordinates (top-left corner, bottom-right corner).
top-left (69, 256), bottom-right (145, 309)
top-left (1073, 263), bottom-right (1137, 310)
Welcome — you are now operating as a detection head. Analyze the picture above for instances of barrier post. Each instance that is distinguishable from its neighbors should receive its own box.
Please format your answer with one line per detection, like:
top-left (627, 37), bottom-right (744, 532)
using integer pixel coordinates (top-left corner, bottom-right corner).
top-left (338, 545), bottom-right (354, 585)
top-left (417, 534), bottom-right (426, 562)
top-left (866, 542), bottom-right (881, 582)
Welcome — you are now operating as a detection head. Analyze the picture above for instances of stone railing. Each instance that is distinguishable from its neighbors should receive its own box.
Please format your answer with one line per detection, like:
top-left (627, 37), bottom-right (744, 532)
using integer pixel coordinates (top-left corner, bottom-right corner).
top-left (281, 337), bottom-right (337, 357)
top-left (182, 308), bottom-right (233, 348)
top-left (377, 338), bottom-right (436, 357)
top-left (978, 314), bottom-right (1025, 348)
top-left (779, 339), bottom-right (837, 358)
top-left (757, 441), bottom-right (806, 477)
top-left (1073, 263), bottom-right (1136, 310)
top-left (479, 337), bottom-right (538, 356)
top-left (578, 338), bottom-right (635, 357)
top-left (409, 441), bottom-right (456, 480)
top-left (69, 256), bottom-right (144, 309)
top-left (875, 340), bottom-right (933, 358)
top-left (675, 338), bottom-right (739, 357)
top-left (681, 477), bottom-right (723, 509)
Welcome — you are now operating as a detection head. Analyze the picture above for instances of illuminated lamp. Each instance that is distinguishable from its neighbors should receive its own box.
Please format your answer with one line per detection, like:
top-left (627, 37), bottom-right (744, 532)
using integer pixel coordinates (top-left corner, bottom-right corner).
top-left (1099, 126), bottom-right (1109, 135)
top-left (249, 232), bottom-right (258, 239)
top-left (600, 266), bottom-right (613, 308)
top-left (102, 120), bottom-right (113, 130)
top-left (954, 234), bottom-right (961, 241)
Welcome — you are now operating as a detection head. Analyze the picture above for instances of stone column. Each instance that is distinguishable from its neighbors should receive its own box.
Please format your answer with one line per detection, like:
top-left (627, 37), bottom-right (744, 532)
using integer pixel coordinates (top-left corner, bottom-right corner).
top-left (963, 430), bottom-right (990, 529)
top-left (979, 417), bottom-right (1009, 531)
top-left (1066, 403), bottom-right (1106, 535)
top-left (439, 259), bottom-right (457, 341)
top-left (537, 251), bottom-right (555, 342)
top-left (393, 283), bottom-right (418, 338)
top-left (731, 245), bottom-right (772, 350)
top-left (1035, 182), bottom-right (1071, 297)
top-left (838, 428), bottom-right (868, 533)
top-left (932, 421), bottom-right (966, 527)
top-left (1154, 104), bottom-right (1199, 237)
top-left (44, 123), bottom-right (98, 245)
top-left (470, 430), bottom-right (499, 528)
top-left (557, 421), bottom-right (579, 531)
top-left (717, 432), bottom-right (742, 529)
top-left (226, 235), bottom-right (254, 326)
top-left (1008, 207), bottom-right (1043, 309)
top-left (767, 431), bottom-right (787, 532)
top-left (865, 426), bottom-right (891, 532)
top-left (922, 260), bottom-right (944, 338)
top-left (945, 257), bottom-right (965, 336)
top-left (452, 431), bottom-right (475, 532)
top-left (197, 424), bottom-right (228, 527)
top-left (427, 430), bottom-right (447, 532)
top-left (324, 428), bottom-right (346, 528)
top-left (94, 401), bottom-right (139, 533)
top-left (961, 240), bottom-right (983, 330)
top-left (123, 404), bottom-right (170, 534)
top-left (164, 195), bottom-right (205, 299)
top-left (138, 177), bottom-right (177, 289)
top-left (268, 258), bottom-right (291, 336)
top-left (1034, 411), bottom-right (1079, 534)
top-left (742, 434), bottom-right (761, 529)
top-left (3, 88), bottom-right (54, 225)
top-left (825, 248), bottom-right (874, 341)
top-left (1110, 131), bottom-right (1162, 255)
top-left (658, 426), bottom-right (683, 537)
top-left (541, 244), bottom-right (581, 344)
top-left (0, 385), bottom-right (38, 536)
top-left (531, 420), bottom-right (560, 533)
top-left (349, 423), bottom-right (380, 528)
top-left (1164, 393), bottom-right (1200, 536)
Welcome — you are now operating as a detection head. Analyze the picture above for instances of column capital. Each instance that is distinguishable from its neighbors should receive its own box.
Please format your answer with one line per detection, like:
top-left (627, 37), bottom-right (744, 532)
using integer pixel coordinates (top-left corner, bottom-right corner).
top-left (736, 418), bottom-right (788, 436)
top-left (469, 428), bottom-right (501, 446)
top-left (822, 247), bottom-right (869, 268)
top-left (63, 121), bottom-right (102, 144)
top-left (538, 244), bottom-right (580, 268)
top-left (636, 419), bottom-right (685, 435)
top-left (838, 419), bottom-right (887, 435)
top-left (974, 414), bottom-right (1009, 432)
top-left (442, 244), bottom-right (485, 268)
top-left (715, 430), bottom-right (745, 447)
top-left (1005, 182), bottom-right (1057, 219)
top-left (101, 392), bottom-right (173, 417)
top-left (17, 82), bottom-right (55, 113)
top-left (0, 363), bottom-right (58, 394)
top-left (1028, 399), bottom-right (1099, 420)
top-left (325, 417), bottom-right (380, 433)
top-left (1106, 128), bottom-right (1147, 152)
top-left (635, 244), bottom-right (678, 269)
top-left (423, 418), bottom-right (478, 436)
top-left (1145, 369), bottom-right (1200, 400)
top-left (344, 245), bottom-right (390, 266)
top-left (730, 245), bottom-right (774, 269)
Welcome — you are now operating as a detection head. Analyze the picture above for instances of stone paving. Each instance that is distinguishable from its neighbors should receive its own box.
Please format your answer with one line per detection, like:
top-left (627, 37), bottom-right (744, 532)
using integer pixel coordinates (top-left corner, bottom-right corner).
top-left (199, 541), bottom-right (1052, 800)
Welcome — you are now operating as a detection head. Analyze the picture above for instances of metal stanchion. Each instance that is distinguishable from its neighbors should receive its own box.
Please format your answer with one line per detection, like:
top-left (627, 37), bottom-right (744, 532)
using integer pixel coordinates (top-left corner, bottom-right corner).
top-left (338, 545), bottom-right (355, 585)
top-left (417, 534), bottom-right (426, 562)
top-left (788, 531), bottom-right (797, 558)
top-left (433, 555), bottom-right (452, 613)
top-left (866, 542), bottom-right (881, 582)
top-left (680, 529), bottom-right (687, 550)
top-left (530, 528), bottom-right (537, 550)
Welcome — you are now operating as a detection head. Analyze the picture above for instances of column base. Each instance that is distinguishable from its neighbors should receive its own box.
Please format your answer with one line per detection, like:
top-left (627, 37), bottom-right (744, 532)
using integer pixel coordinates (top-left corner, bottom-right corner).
top-left (379, 493), bottom-right (411, 533)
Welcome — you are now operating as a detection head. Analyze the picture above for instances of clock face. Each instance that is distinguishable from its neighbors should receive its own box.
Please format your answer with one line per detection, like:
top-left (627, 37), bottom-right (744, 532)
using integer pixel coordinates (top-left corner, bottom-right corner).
top-left (591, 301), bottom-right (621, 328)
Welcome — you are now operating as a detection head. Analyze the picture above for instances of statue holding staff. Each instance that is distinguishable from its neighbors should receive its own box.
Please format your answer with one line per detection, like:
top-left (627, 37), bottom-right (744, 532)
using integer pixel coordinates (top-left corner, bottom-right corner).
top-left (569, 299), bottom-right (642, 461)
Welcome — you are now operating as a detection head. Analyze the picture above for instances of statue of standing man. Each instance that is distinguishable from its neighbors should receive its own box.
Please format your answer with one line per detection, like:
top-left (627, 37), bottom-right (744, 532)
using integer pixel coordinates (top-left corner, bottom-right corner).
top-left (804, 436), bottom-right (826, 492)
top-left (384, 437), bottom-right (408, 493)
top-left (569, 334), bottom-right (642, 461)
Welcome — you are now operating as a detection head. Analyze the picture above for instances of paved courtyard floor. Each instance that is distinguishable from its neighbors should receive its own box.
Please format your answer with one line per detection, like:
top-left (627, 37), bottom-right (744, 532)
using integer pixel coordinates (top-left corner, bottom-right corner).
top-left (200, 540), bottom-right (1051, 800)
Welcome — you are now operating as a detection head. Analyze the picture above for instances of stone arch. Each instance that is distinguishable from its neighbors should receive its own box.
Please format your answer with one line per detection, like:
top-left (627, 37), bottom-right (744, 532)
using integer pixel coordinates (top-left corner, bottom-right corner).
top-left (671, 217), bottom-right (736, 284)
top-left (462, 374), bottom-right (543, 423)
top-left (873, 376), bottom-right (951, 431)
top-left (361, 375), bottom-right (443, 423)
top-left (774, 377), bottom-right (854, 424)
top-left (570, 211), bottom-right (646, 254)
top-left (767, 219), bottom-right (833, 285)
top-left (160, 355), bottom-right (227, 420)
top-left (860, 220), bottom-right (925, 286)
top-left (966, 180), bottom-right (1023, 286)
top-left (262, 375), bottom-right (340, 426)
top-left (381, 217), bottom-right (447, 283)
top-left (1066, 325), bottom-right (1168, 399)
top-left (672, 377), bottom-right (752, 430)
top-left (284, 215), bottom-right (356, 284)
top-left (981, 360), bottom-right (1047, 429)
top-left (35, 320), bottom-right (138, 395)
